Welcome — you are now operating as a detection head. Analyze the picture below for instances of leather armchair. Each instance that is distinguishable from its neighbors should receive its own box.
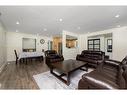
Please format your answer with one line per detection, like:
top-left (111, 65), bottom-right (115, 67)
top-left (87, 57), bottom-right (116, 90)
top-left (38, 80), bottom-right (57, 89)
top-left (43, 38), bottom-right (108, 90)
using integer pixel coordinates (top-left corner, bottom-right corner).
top-left (45, 50), bottom-right (64, 68)
top-left (78, 56), bottom-right (127, 89)
top-left (76, 50), bottom-right (105, 68)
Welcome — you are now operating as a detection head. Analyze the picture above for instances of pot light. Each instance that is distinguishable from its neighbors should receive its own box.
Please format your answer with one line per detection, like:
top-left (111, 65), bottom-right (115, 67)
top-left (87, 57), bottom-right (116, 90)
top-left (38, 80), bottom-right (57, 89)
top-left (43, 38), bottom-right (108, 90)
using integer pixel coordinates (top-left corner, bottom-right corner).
top-left (59, 18), bottom-right (63, 22)
top-left (43, 28), bottom-right (47, 31)
top-left (77, 27), bottom-right (81, 30)
top-left (16, 21), bottom-right (20, 25)
top-left (115, 14), bottom-right (120, 18)
top-left (16, 30), bottom-right (19, 32)
top-left (117, 25), bottom-right (121, 28)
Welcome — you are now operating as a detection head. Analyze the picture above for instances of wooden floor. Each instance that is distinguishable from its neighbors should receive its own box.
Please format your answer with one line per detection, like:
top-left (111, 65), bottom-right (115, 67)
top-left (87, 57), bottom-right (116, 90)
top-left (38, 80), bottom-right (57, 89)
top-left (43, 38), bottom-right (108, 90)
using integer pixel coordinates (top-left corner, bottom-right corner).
top-left (0, 60), bottom-right (49, 89)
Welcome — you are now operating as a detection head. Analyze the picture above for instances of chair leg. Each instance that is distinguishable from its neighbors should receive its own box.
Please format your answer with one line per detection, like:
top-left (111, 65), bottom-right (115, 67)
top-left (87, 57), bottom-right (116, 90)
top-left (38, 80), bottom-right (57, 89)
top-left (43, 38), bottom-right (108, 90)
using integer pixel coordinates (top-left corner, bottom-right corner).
top-left (16, 58), bottom-right (18, 64)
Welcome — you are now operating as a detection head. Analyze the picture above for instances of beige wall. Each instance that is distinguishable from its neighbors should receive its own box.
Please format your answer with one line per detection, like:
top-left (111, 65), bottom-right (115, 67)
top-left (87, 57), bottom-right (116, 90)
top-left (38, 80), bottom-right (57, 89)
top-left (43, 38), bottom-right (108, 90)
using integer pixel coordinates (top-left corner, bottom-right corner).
top-left (0, 22), bottom-right (7, 71)
top-left (6, 32), bottom-right (52, 61)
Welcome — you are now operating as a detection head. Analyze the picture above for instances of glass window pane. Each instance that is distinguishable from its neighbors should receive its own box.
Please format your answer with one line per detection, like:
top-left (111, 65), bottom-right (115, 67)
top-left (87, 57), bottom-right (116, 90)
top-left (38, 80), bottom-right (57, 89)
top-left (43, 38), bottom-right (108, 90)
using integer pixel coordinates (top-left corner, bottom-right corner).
top-left (94, 45), bottom-right (99, 48)
top-left (94, 40), bottom-right (100, 44)
top-left (88, 40), bottom-right (93, 44)
top-left (89, 45), bottom-right (93, 48)
top-left (108, 40), bottom-right (112, 45)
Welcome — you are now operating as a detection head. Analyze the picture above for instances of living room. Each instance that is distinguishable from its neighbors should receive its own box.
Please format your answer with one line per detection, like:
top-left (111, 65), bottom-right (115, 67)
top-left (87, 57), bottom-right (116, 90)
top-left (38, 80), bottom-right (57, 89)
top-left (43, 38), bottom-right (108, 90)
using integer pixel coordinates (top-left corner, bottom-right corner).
top-left (0, 1), bottom-right (127, 94)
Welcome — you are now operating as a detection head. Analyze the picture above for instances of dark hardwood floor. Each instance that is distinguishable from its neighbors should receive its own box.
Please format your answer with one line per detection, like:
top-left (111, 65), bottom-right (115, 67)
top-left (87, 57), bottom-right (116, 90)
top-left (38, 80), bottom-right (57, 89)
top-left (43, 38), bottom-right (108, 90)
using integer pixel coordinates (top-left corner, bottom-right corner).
top-left (0, 60), bottom-right (49, 89)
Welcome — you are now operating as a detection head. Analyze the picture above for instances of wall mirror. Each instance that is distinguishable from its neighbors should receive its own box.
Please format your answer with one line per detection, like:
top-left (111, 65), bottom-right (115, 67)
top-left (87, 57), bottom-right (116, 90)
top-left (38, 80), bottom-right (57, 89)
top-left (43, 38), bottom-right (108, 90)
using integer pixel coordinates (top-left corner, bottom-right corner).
top-left (22, 38), bottom-right (36, 52)
top-left (66, 35), bottom-right (78, 48)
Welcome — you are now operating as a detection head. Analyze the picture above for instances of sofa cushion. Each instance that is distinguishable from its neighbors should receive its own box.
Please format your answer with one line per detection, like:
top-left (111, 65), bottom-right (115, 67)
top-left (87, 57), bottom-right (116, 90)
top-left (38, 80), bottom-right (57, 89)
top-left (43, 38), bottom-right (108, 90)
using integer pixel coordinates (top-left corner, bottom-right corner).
top-left (92, 55), bottom-right (102, 60)
top-left (77, 50), bottom-right (104, 68)
top-left (82, 70), bottom-right (118, 89)
top-left (79, 57), bottom-right (98, 64)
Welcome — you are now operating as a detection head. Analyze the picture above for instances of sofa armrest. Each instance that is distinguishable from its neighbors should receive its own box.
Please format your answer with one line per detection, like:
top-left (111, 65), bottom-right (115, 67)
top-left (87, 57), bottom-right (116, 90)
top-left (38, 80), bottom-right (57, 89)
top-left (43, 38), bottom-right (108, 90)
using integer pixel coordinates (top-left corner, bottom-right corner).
top-left (76, 54), bottom-right (83, 60)
top-left (105, 59), bottom-right (121, 67)
top-left (107, 59), bottom-right (121, 64)
top-left (81, 72), bottom-right (119, 89)
top-left (59, 55), bottom-right (64, 59)
top-left (96, 62), bottom-right (105, 71)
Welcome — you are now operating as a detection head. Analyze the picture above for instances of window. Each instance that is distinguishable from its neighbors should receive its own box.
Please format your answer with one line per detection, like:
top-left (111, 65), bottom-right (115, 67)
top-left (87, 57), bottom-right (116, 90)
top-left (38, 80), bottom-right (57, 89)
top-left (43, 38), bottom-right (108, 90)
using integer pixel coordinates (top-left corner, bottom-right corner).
top-left (107, 39), bottom-right (112, 52)
top-left (88, 39), bottom-right (100, 51)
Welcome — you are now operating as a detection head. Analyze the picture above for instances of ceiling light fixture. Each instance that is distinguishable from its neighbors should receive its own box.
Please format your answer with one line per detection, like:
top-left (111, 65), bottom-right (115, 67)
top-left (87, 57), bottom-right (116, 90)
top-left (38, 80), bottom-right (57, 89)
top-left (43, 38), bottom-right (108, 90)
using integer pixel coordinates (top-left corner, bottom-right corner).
top-left (43, 28), bottom-right (47, 31)
top-left (115, 14), bottom-right (120, 18)
top-left (59, 18), bottom-right (63, 22)
top-left (117, 25), bottom-right (121, 28)
top-left (16, 21), bottom-right (20, 25)
top-left (77, 27), bottom-right (81, 30)
top-left (16, 30), bottom-right (19, 32)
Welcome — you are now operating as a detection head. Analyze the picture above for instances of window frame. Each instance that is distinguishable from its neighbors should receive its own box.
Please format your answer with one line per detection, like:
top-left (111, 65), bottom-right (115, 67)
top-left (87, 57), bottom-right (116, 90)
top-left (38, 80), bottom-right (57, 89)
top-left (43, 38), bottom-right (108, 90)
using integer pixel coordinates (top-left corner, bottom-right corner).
top-left (88, 39), bottom-right (100, 51)
top-left (107, 39), bottom-right (112, 52)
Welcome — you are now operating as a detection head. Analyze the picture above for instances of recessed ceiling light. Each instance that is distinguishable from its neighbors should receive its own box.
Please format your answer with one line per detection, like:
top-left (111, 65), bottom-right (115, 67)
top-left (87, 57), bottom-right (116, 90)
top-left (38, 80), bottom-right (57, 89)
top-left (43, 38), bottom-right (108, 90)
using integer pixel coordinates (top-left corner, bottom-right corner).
top-left (115, 14), bottom-right (120, 18)
top-left (16, 30), bottom-right (19, 32)
top-left (77, 27), bottom-right (81, 30)
top-left (117, 25), bottom-right (121, 28)
top-left (43, 28), bottom-right (47, 31)
top-left (16, 21), bottom-right (20, 25)
top-left (59, 18), bottom-right (63, 22)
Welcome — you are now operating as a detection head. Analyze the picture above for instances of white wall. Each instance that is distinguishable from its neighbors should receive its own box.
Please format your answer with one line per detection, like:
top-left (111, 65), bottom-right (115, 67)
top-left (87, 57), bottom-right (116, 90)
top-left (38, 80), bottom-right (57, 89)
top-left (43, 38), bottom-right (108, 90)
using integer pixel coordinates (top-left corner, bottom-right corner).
top-left (0, 22), bottom-right (7, 70)
top-left (112, 27), bottom-right (127, 61)
top-left (6, 32), bottom-right (52, 61)
top-left (62, 30), bottom-right (80, 60)
top-left (79, 26), bottom-right (127, 61)
top-left (78, 35), bottom-right (87, 54)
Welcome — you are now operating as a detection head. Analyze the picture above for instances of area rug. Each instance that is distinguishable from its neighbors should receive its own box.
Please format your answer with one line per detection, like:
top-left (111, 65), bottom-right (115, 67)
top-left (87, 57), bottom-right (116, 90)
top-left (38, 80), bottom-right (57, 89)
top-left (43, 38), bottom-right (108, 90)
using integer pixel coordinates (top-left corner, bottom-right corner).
top-left (33, 68), bottom-right (93, 89)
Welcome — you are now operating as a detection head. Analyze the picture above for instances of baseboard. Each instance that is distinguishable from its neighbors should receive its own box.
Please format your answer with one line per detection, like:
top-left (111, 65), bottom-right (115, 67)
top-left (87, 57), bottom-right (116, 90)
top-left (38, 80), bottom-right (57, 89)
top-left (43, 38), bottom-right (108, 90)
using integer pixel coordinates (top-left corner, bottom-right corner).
top-left (0, 63), bottom-right (7, 74)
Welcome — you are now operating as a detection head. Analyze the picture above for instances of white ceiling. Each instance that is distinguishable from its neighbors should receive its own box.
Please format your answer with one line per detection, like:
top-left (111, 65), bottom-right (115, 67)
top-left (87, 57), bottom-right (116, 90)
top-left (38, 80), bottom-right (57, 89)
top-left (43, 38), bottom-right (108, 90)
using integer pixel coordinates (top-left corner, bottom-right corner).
top-left (0, 6), bottom-right (127, 36)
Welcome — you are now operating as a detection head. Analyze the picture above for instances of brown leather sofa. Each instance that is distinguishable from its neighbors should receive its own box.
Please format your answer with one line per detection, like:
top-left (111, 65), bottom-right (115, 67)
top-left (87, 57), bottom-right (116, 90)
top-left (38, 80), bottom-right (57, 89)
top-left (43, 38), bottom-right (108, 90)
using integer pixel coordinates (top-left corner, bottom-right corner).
top-left (45, 50), bottom-right (64, 68)
top-left (78, 56), bottom-right (127, 89)
top-left (76, 50), bottom-right (105, 68)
